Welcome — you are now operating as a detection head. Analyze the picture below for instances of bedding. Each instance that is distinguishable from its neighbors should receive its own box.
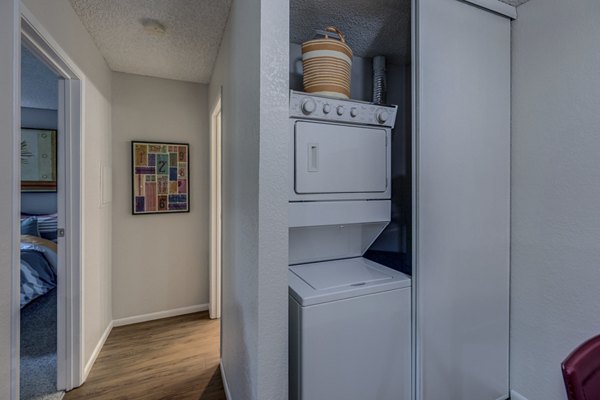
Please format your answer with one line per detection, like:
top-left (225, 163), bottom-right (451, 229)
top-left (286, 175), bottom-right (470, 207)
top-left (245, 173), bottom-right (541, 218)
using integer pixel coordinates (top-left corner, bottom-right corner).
top-left (20, 235), bottom-right (57, 308)
top-left (20, 216), bottom-right (40, 237)
top-left (37, 213), bottom-right (58, 241)
top-left (21, 213), bottom-right (58, 242)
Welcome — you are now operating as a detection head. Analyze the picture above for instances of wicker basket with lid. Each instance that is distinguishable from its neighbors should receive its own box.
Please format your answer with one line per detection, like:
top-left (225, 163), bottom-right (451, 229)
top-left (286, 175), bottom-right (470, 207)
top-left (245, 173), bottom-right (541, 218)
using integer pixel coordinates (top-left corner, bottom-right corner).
top-left (302, 27), bottom-right (353, 99)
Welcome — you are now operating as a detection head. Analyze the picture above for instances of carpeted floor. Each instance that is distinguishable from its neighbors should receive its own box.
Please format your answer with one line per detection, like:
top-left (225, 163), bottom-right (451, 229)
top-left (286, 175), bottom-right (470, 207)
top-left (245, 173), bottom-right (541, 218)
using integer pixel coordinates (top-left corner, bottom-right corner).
top-left (20, 288), bottom-right (64, 400)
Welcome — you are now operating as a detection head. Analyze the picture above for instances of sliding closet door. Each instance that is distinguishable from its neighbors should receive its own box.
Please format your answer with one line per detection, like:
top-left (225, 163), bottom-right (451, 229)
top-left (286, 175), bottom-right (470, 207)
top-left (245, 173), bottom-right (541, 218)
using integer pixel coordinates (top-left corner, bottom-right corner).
top-left (413, 0), bottom-right (511, 399)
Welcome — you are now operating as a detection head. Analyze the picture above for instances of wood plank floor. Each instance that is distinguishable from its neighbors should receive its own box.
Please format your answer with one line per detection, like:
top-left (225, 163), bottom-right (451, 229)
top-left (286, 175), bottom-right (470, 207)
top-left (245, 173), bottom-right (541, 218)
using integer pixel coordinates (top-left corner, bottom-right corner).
top-left (65, 312), bottom-right (226, 400)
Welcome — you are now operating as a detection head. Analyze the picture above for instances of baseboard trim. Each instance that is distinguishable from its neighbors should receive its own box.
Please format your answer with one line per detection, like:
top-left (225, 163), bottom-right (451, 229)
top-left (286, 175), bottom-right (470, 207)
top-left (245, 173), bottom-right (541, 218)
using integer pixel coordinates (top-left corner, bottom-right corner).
top-left (83, 320), bottom-right (113, 382)
top-left (112, 303), bottom-right (210, 327)
top-left (510, 390), bottom-right (529, 400)
top-left (221, 360), bottom-right (232, 400)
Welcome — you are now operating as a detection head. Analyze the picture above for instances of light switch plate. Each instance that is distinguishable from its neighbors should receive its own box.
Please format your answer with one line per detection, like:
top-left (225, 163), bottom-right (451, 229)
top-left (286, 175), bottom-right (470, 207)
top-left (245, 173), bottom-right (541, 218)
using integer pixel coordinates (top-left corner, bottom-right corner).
top-left (100, 164), bottom-right (112, 207)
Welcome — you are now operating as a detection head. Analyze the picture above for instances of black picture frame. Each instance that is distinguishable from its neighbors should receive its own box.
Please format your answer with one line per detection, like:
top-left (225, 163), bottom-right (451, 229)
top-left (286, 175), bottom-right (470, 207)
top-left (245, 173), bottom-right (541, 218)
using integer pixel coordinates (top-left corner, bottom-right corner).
top-left (131, 140), bottom-right (190, 215)
top-left (21, 128), bottom-right (58, 192)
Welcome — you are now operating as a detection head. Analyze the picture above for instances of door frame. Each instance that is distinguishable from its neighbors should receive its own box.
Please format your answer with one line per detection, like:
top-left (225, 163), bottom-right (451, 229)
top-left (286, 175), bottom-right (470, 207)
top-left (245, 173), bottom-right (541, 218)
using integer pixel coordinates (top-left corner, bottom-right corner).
top-left (411, 1), bottom-right (419, 399)
top-left (17, 5), bottom-right (84, 393)
top-left (209, 94), bottom-right (222, 320)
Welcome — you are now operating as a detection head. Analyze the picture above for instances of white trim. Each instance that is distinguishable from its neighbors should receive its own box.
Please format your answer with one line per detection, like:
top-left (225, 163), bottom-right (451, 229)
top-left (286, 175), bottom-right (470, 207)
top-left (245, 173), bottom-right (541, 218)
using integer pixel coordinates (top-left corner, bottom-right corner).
top-left (4, 1), bottom-right (21, 398)
top-left (20, 6), bottom-right (85, 80)
top-left (209, 93), bottom-right (222, 320)
top-left (461, 0), bottom-right (517, 19)
top-left (83, 321), bottom-right (113, 381)
top-left (220, 361), bottom-right (232, 400)
top-left (20, 5), bottom-right (85, 391)
top-left (112, 304), bottom-right (210, 327)
top-left (510, 390), bottom-right (529, 400)
top-left (56, 77), bottom-right (67, 391)
top-left (64, 78), bottom-right (84, 389)
top-left (411, 0), bottom-right (420, 398)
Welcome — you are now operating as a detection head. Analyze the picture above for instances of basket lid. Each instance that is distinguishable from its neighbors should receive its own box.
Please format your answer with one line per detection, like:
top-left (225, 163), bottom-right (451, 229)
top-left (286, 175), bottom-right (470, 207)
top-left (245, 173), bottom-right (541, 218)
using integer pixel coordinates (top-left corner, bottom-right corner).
top-left (302, 26), bottom-right (352, 52)
top-left (302, 27), bottom-right (352, 57)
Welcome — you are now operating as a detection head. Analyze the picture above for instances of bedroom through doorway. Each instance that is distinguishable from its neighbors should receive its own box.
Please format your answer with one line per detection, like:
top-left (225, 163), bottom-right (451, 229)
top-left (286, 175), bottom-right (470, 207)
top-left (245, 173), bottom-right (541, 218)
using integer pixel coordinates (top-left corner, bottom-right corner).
top-left (15, 10), bottom-right (85, 398)
top-left (19, 43), bottom-right (62, 400)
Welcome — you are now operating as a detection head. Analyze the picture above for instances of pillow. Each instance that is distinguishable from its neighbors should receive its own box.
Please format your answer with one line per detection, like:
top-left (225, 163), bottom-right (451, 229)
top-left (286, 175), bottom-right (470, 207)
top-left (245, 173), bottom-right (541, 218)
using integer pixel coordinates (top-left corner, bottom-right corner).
top-left (37, 213), bottom-right (58, 241)
top-left (20, 216), bottom-right (39, 237)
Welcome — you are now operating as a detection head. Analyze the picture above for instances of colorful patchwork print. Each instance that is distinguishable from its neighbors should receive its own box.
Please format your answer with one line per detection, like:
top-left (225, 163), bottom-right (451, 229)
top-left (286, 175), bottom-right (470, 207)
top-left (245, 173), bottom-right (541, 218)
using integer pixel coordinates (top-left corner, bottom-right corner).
top-left (170, 152), bottom-right (178, 167)
top-left (132, 142), bottom-right (189, 214)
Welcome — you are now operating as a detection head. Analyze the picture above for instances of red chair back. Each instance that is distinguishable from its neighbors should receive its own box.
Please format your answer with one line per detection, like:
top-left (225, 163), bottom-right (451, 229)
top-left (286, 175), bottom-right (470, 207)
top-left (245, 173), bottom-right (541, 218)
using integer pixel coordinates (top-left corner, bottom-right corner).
top-left (562, 334), bottom-right (600, 400)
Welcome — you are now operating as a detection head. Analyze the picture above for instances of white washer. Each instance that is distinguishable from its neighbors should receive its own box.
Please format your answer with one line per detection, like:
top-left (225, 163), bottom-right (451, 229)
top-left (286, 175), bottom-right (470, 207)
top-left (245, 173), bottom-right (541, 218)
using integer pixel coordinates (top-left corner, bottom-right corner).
top-left (289, 257), bottom-right (412, 400)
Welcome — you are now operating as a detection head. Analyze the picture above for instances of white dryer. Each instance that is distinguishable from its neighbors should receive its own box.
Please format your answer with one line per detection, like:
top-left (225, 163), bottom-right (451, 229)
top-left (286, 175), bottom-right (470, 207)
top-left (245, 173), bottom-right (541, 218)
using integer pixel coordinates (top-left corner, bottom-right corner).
top-left (288, 91), bottom-right (412, 400)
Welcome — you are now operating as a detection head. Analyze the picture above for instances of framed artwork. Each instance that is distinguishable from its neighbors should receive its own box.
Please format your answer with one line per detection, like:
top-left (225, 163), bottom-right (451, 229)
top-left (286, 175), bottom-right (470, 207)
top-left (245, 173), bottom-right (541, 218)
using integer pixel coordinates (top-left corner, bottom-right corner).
top-left (21, 128), bottom-right (57, 192)
top-left (131, 141), bottom-right (190, 215)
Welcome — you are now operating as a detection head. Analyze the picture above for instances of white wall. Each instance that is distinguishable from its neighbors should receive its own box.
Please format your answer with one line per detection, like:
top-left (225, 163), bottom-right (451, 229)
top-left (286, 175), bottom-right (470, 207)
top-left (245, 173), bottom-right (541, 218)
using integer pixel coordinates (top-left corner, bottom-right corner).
top-left (22, 0), bottom-right (113, 373)
top-left (21, 45), bottom-right (59, 110)
top-left (111, 72), bottom-right (210, 320)
top-left (511, 1), bottom-right (600, 399)
top-left (0, 0), bottom-right (20, 397)
top-left (208, 0), bottom-right (289, 398)
top-left (21, 107), bottom-right (57, 129)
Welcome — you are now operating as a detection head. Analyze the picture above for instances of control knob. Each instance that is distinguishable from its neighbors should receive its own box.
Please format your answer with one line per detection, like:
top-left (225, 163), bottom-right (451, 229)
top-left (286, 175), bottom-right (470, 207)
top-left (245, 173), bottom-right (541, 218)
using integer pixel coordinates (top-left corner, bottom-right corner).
top-left (336, 105), bottom-right (345, 116)
top-left (350, 107), bottom-right (358, 118)
top-left (323, 103), bottom-right (331, 114)
top-left (301, 98), bottom-right (316, 115)
top-left (375, 108), bottom-right (389, 124)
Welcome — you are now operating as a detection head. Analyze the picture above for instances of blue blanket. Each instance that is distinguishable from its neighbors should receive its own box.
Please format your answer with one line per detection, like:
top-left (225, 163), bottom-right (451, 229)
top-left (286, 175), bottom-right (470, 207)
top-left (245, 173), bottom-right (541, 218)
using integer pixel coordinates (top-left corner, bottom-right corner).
top-left (20, 241), bottom-right (57, 308)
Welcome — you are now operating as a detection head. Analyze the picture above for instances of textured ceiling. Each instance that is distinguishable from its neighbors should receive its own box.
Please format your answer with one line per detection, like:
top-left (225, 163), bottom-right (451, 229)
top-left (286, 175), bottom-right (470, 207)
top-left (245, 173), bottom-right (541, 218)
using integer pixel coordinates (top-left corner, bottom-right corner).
top-left (69, 0), bottom-right (233, 83)
top-left (290, 0), bottom-right (412, 65)
top-left (21, 45), bottom-right (58, 110)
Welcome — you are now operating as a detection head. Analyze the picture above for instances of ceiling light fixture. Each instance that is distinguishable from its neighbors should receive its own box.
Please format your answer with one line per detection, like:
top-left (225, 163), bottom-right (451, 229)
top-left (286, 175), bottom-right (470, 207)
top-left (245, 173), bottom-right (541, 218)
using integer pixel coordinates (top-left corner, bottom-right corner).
top-left (141, 18), bottom-right (166, 35)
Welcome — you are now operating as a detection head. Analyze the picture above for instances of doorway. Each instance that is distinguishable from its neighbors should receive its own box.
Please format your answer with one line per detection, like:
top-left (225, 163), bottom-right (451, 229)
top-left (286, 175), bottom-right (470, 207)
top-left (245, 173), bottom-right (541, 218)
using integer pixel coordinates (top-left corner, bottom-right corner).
top-left (19, 43), bottom-right (61, 400)
top-left (209, 94), bottom-right (222, 320)
top-left (15, 9), bottom-right (84, 398)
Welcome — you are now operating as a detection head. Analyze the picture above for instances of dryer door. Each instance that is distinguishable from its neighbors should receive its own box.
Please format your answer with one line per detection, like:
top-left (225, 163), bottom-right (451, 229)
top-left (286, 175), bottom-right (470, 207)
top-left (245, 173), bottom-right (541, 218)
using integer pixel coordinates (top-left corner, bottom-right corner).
top-left (294, 121), bottom-right (388, 195)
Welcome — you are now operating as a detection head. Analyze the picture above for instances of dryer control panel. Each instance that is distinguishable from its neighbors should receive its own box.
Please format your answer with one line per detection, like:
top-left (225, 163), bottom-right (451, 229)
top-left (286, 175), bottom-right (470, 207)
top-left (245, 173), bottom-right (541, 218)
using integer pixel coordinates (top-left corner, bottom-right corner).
top-left (290, 90), bottom-right (398, 129)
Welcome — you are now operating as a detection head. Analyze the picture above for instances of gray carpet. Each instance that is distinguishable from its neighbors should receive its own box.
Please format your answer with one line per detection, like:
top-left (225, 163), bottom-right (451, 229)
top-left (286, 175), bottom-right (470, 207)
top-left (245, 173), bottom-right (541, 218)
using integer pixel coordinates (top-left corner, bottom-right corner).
top-left (20, 289), bottom-right (64, 400)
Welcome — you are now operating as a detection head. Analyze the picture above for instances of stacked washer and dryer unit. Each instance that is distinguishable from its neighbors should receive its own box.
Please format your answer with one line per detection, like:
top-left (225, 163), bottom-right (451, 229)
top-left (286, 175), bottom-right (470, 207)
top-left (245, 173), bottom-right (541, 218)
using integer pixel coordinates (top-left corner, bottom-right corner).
top-left (288, 90), bottom-right (412, 400)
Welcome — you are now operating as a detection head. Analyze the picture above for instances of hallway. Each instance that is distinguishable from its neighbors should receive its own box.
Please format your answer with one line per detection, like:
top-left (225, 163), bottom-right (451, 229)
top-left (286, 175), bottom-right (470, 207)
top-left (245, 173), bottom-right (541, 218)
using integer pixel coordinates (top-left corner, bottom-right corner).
top-left (65, 312), bottom-right (225, 399)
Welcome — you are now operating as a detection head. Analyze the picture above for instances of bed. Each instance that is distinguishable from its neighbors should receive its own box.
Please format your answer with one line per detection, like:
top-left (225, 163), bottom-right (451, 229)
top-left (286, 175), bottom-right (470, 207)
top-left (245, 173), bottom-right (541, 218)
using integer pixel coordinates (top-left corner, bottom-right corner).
top-left (20, 215), bottom-right (58, 308)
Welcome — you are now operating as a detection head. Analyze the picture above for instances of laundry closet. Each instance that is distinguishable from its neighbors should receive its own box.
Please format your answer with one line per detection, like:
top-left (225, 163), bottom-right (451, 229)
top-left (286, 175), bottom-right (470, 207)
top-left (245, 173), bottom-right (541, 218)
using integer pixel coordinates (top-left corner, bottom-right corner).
top-left (287, 0), bottom-right (512, 399)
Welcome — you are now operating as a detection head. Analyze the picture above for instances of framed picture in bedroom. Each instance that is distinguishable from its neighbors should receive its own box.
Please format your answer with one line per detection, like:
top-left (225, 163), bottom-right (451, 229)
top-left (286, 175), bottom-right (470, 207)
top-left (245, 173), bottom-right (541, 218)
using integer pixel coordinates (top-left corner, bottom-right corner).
top-left (21, 128), bottom-right (58, 192)
top-left (131, 141), bottom-right (190, 215)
